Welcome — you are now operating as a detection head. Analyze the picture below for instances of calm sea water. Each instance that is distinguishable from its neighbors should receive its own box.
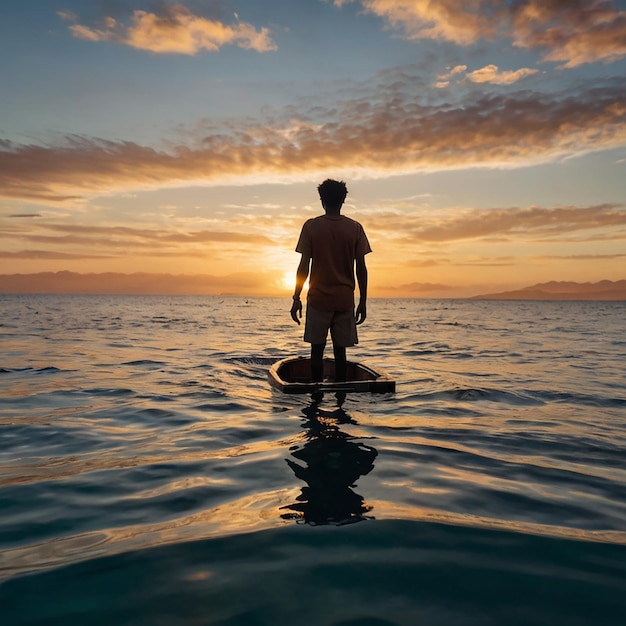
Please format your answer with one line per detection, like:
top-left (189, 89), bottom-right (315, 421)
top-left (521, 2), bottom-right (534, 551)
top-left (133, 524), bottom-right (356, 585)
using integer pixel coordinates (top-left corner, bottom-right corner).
top-left (1, 295), bottom-right (625, 625)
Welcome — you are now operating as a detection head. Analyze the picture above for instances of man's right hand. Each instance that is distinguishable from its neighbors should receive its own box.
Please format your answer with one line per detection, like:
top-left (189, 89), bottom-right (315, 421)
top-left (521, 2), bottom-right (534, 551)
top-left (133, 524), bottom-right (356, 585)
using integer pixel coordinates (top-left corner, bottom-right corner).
top-left (290, 299), bottom-right (302, 324)
top-left (355, 301), bottom-right (367, 325)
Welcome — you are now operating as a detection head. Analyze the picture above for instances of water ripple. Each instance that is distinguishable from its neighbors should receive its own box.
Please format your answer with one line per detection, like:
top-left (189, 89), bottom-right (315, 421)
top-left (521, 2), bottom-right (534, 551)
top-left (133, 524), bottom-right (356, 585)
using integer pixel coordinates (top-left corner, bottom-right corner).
top-left (1, 295), bottom-right (625, 625)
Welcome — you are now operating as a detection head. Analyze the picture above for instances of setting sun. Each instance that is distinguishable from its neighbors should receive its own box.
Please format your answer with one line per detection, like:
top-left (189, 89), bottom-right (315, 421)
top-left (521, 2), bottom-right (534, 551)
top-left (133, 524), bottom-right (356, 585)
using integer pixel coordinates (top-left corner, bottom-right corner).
top-left (280, 270), bottom-right (295, 293)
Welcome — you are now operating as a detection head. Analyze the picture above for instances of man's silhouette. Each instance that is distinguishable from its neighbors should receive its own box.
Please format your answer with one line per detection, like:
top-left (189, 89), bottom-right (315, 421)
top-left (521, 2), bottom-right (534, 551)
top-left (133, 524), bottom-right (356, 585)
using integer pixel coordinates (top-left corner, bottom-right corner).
top-left (290, 179), bottom-right (371, 382)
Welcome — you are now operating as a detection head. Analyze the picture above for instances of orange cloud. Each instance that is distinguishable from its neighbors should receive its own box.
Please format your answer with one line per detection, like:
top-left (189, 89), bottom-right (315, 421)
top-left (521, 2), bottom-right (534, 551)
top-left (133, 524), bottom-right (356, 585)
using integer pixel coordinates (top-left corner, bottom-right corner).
top-left (376, 281), bottom-right (456, 294)
top-left (0, 221), bottom-right (275, 254)
top-left (360, 204), bottom-right (626, 243)
top-left (465, 64), bottom-right (539, 85)
top-left (1, 80), bottom-right (624, 203)
top-left (435, 64), bottom-right (467, 88)
top-left (512, 0), bottom-right (626, 68)
top-left (0, 250), bottom-right (114, 260)
top-left (337, 0), bottom-right (626, 67)
top-left (539, 253), bottom-right (626, 260)
top-left (61, 4), bottom-right (277, 54)
top-left (335, 0), bottom-right (497, 45)
top-left (436, 63), bottom-right (538, 87)
top-left (0, 271), bottom-right (278, 295)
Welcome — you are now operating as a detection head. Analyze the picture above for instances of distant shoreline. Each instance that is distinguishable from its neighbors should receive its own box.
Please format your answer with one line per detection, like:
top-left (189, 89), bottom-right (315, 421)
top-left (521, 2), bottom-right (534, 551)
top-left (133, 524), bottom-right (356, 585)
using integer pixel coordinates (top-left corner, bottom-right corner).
top-left (0, 273), bottom-right (624, 301)
top-left (1, 294), bottom-right (625, 302)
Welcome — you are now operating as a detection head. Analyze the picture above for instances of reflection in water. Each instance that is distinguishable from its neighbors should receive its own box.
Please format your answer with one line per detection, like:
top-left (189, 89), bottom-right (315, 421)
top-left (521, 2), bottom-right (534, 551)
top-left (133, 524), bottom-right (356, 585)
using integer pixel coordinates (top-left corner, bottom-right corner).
top-left (281, 393), bottom-right (378, 526)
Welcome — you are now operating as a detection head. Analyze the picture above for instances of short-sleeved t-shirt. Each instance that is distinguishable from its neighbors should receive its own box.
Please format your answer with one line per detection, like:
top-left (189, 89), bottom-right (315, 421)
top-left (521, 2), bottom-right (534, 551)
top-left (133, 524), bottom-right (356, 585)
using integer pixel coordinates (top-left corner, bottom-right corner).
top-left (296, 214), bottom-right (372, 311)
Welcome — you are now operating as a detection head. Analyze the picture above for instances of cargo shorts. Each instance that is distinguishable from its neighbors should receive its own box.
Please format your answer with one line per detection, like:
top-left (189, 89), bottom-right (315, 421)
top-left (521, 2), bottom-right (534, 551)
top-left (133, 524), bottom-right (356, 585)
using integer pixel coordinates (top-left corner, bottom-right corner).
top-left (304, 304), bottom-right (358, 347)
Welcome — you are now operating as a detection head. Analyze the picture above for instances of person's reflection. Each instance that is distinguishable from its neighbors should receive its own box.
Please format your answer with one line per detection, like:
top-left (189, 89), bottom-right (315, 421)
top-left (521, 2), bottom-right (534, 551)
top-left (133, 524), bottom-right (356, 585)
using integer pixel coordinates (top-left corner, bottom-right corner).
top-left (281, 392), bottom-right (377, 526)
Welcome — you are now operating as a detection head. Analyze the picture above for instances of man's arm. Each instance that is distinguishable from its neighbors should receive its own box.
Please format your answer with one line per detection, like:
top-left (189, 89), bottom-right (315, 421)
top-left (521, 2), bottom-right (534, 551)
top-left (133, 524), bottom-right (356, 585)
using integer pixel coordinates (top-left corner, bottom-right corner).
top-left (291, 254), bottom-right (310, 324)
top-left (355, 255), bottom-right (368, 325)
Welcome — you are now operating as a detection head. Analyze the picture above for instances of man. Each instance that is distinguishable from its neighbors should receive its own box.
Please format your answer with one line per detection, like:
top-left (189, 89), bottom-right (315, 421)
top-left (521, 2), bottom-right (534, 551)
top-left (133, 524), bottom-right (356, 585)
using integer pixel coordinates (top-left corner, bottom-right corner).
top-left (290, 179), bottom-right (372, 383)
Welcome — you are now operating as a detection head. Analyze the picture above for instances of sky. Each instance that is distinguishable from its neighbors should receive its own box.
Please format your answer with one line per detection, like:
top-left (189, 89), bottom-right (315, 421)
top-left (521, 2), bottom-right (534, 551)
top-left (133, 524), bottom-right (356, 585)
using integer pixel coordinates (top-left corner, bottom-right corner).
top-left (1, 0), bottom-right (625, 298)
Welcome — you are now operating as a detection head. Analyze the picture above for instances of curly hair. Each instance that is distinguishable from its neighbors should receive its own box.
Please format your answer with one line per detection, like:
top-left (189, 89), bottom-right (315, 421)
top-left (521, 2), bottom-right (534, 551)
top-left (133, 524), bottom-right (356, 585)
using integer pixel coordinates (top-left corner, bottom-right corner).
top-left (317, 179), bottom-right (348, 209)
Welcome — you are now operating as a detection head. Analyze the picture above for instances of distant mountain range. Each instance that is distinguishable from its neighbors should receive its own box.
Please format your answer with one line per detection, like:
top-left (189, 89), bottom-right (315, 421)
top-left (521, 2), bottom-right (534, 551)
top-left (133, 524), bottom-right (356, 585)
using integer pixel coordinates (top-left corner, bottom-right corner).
top-left (0, 271), bottom-right (270, 296)
top-left (472, 280), bottom-right (626, 301)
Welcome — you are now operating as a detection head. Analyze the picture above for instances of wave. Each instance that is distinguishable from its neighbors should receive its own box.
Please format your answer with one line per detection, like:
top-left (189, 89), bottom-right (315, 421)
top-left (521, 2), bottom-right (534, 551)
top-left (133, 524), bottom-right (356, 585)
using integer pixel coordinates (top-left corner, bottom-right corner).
top-left (1, 521), bottom-right (625, 624)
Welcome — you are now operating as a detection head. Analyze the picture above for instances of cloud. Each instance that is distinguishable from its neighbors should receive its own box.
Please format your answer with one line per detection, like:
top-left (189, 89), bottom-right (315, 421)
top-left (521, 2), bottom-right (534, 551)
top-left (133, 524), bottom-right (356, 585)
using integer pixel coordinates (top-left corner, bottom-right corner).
top-left (538, 253), bottom-right (626, 260)
top-left (405, 255), bottom-right (516, 268)
top-left (336, 0), bottom-right (626, 67)
top-left (0, 218), bottom-right (281, 271)
top-left (465, 64), bottom-right (539, 85)
top-left (2, 76), bottom-right (625, 203)
top-left (0, 271), bottom-right (279, 295)
top-left (455, 257), bottom-right (517, 267)
top-left (57, 10), bottom-right (78, 22)
top-left (512, 0), bottom-right (626, 68)
top-left (1, 221), bottom-right (275, 251)
top-left (61, 4), bottom-right (277, 54)
top-left (374, 281), bottom-right (458, 296)
top-left (436, 63), bottom-right (538, 87)
top-left (0, 250), bottom-right (114, 260)
top-left (362, 204), bottom-right (626, 244)
top-left (435, 64), bottom-right (467, 88)
top-left (334, 0), bottom-right (497, 45)
top-left (406, 258), bottom-right (449, 268)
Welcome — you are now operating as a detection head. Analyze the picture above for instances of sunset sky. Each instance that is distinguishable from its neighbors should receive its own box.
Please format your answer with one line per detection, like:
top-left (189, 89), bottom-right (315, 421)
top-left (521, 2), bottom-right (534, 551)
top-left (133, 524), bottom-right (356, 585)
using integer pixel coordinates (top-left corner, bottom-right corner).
top-left (1, 0), bottom-right (625, 297)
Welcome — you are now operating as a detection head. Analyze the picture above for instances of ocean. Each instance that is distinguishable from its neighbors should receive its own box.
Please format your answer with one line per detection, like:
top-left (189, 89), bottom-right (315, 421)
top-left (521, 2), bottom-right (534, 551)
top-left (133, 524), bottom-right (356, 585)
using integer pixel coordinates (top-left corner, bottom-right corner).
top-left (1, 295), bottom-right (625, 625)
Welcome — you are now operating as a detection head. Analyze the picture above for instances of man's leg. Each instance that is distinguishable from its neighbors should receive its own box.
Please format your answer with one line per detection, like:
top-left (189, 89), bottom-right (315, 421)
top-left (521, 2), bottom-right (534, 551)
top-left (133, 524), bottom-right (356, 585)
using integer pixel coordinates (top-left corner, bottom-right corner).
top-left (333, 344), bottom-right (347, 382)
top-left (329, 309), bottom-right (356, 383)
top-left (311, 343), bottom-right (325, 382)
top-left (304, 305), bottom-right (331, 383)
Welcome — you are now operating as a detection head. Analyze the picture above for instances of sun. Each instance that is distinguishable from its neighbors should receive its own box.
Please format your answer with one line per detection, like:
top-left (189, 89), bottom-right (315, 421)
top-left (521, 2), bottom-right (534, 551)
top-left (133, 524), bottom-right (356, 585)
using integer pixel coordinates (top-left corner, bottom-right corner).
top-left (280, 269), bottom-right (294, 292)
top-left (277, 268), bottom-right (308, 295)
